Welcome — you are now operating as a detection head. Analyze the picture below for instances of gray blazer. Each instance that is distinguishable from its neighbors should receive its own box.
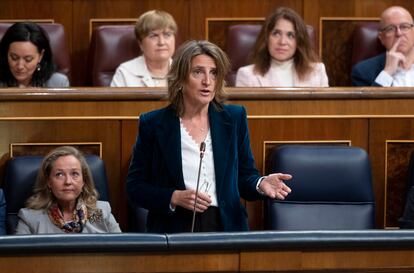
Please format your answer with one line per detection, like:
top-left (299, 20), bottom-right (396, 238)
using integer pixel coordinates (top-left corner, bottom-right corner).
top-left (0, 72), bottom-right (69, 88)
top-left (45, 72), bottom-right (69, 87)
top-left (15, 201), bottom-right (121, 234)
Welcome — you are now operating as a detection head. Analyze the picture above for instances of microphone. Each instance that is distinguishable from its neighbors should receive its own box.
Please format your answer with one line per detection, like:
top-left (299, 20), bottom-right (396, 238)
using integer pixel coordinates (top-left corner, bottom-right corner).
top-left (191, 141), bottom-right (206, 232)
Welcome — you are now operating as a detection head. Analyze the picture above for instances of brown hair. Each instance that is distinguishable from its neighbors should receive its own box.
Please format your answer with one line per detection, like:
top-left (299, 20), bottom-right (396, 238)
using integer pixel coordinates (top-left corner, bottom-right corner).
top-left (134, 10), bottom-right (177, 41)
top-left (25, 146), bottom-right (99, 211)
top-left (252, 7), bottom-right (319, 80)
top-left (167, 40), bottom-right (230, 116)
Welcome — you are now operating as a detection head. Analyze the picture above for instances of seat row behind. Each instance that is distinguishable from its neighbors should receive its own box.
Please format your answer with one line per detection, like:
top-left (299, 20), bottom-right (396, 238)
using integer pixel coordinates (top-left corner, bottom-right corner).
top-left (0, 22), bottom-right (385, 87)
top-left (0, 145), bottom-right (377, 235)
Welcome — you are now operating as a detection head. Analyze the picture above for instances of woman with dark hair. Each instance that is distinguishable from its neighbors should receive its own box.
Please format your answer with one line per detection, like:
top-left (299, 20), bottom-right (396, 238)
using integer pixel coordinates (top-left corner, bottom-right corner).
top-left (236, 7), bottom-right (328, 87)
top-left (127, 40), bottom-right (292, 233)
top-left (0, 22), bottom-right (69, 87)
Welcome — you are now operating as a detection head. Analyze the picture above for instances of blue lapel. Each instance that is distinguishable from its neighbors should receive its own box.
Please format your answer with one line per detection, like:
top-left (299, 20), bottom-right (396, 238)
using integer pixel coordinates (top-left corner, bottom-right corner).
top-left (155, 107), bottom-right (186, 189)
top-left (209, 104), bottom-right (233, 200)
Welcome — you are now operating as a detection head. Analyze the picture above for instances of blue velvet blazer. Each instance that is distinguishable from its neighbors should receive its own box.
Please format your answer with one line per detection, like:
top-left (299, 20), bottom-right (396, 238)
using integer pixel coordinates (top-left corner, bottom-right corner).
top-left (126, 103), bottom-right (263, 233)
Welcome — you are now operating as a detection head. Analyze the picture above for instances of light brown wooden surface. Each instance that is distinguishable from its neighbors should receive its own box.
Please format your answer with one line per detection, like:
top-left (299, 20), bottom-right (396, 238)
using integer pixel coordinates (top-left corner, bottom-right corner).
top-left (0, 253), bottom-right (239, 273)
top-left (1, 248), bottom-right (414, 273)
top-left (240, 250), bottom-right (414, 272)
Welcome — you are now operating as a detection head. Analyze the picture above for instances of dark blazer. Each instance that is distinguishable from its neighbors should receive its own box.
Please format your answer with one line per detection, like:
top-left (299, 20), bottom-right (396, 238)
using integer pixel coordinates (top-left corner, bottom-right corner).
top-left (0, 72), bottom-right (69, 88)
top-left (351, 53), bottom-right (385, 86)
top-left (126, 103), bottom-right (263, 233)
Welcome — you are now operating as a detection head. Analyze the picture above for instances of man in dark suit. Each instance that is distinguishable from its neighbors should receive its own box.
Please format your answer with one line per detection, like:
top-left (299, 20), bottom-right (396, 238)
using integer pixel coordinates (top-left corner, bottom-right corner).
top-left (352, 6), bottom-right (414, 86)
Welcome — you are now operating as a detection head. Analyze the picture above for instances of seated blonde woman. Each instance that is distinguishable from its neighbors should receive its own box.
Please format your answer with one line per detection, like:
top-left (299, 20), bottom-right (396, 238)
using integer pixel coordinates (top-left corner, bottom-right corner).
top-left (236, 7), bottom-right (328, 87)
top-left (15, 146), bottom-right (121, 234)
top-left (111, 10), bottom-right (177, 87)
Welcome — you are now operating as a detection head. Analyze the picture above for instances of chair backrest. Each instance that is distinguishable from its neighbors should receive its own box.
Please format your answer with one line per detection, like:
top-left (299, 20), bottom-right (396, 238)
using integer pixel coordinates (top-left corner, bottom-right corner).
top-left (128, 205), bottom-right (148, 232)
top-left (267, 145), bottom-right (375, 230)
top-left (0, 23), bottom-right (71, 79)
top-left (88, 25), bottom-right (140, 86)
top-left (226, 24), bottom-right (316, 86)
top-left (3, 155), bottom-right (109, 234)
top-left (0, 188), bottom-right (6, 235)
top-left (351, 22), bottom-right (385, 68)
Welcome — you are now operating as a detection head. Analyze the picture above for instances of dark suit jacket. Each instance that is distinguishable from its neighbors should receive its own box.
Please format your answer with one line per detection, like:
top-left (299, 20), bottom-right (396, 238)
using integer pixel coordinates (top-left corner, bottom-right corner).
top-left (126, 103), bottom-right (263, 233)
top-left (351, 53), bottom-right (385, 86)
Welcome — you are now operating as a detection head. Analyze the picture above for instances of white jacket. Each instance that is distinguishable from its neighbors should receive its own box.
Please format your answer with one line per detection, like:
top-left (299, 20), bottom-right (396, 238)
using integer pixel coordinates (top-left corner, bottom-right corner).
top-left (110, 56), bottom-right (170, 87)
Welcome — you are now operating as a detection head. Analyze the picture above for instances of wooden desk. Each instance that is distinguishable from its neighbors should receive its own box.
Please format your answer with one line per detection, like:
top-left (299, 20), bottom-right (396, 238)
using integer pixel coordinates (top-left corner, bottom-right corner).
top-left (0, 87), bottom-right (414, 230)
top-left (1, 231), bottom-right (414, 273)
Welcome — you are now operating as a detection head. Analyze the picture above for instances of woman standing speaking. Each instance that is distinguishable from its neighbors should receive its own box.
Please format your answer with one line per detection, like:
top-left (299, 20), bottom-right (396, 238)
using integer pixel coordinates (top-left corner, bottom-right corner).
top-left (127, 40), bottom-right (292, 233)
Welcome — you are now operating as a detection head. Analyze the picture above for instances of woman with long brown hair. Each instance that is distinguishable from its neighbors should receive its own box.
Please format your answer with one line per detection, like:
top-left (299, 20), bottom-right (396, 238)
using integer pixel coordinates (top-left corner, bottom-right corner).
top-left (236, 7), bottom-right (328, 87)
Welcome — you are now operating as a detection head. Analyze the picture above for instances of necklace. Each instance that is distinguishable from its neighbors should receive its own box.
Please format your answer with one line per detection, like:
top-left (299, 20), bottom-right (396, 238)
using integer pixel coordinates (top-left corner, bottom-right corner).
top-left (180, 118), bottom-right (208, 133)
top-left (189, 124), bottom-right (207, 133)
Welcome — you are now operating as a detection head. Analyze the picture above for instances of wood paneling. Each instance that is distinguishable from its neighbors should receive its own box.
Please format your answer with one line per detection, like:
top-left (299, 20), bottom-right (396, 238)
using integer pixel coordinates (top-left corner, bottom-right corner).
top-left (241, 250), bottom-right (414, 272)
top-left (385, 141), bottom-right (414, 227)
top-left (0, 1), bottom-right (72, 29)
top-left (0, 87), bottom-right (413, 230)
top-left (1, 244), bottom-right (414, 273)
top-left (321, 18), bottom-right (379, 86)
top-left (190, 0), bottom-right (302, 40)
top-left (304, 0), bottom-right (356, 28)
top-left (120, 120), bottom-right (139, 228)
top-left (10, 142), bottom-right (102, 157)
top-left (0, 253), bottom-right (240, 273)
top-left (369, 119), bottom-right (414, 228)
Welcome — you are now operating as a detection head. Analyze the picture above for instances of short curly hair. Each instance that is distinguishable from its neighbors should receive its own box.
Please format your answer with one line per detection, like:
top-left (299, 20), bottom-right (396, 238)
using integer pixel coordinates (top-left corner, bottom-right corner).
top-left (134, 10), bottom-right (177, 41)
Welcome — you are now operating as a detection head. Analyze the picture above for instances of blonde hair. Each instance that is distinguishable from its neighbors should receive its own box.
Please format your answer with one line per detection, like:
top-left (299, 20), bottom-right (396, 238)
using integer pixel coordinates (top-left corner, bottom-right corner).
top-left (167, 40), bottom-right (230, 116)
top-left (134, 10), bottom-right (177, 41)
top-left (25, 146), bottom-right (99, 211)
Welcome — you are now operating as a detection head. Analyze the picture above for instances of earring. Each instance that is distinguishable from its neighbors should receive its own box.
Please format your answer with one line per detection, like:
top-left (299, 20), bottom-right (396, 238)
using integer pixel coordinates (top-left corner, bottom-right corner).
top-left (36, 63), bottom-right (41, 71)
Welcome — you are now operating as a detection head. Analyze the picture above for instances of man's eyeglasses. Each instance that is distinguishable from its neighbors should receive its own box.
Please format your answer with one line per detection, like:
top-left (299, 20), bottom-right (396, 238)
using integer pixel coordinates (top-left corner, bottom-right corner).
top-left (380, 23), bottom-right (414, 36)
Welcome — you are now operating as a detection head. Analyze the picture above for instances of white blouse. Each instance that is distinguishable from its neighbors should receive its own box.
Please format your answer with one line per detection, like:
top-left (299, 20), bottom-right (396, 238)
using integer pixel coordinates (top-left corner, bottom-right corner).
top-left (180, 122), bottom-right (218, 207)
top-left (270, 58), bottom-right (294, 87)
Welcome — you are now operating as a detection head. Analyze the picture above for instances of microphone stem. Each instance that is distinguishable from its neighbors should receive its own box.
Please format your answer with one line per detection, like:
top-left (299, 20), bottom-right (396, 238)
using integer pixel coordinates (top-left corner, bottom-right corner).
top-left (191, 142), bottom-right (205, 232)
